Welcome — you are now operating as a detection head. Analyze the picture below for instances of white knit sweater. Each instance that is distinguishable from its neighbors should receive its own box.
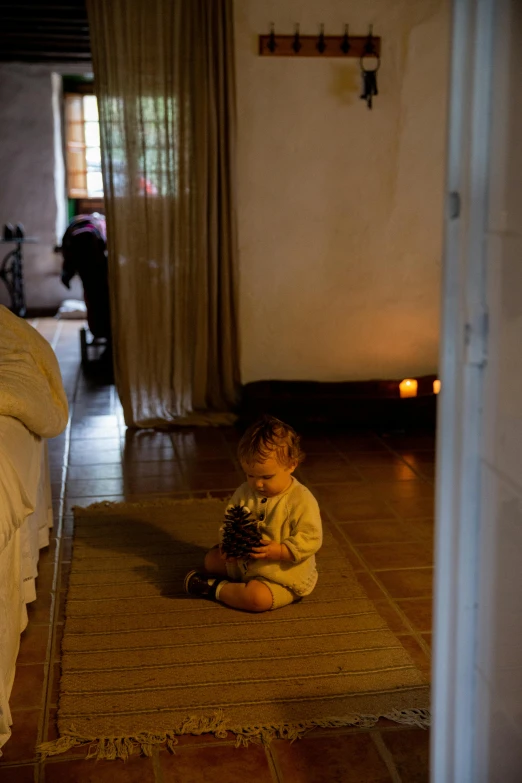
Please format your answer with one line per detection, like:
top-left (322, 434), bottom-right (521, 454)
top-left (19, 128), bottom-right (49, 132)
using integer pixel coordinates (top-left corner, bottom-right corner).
top-left (225, 477), bottom-right (322, 596)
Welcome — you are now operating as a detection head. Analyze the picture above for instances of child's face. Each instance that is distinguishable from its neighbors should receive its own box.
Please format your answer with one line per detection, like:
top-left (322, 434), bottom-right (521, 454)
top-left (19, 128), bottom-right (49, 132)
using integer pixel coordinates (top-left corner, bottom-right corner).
top-left (241, 453), bottom-right (297, 498)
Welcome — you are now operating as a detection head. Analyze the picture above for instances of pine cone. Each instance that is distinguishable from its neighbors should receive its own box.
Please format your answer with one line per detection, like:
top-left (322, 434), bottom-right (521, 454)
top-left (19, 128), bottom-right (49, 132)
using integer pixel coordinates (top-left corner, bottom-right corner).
top-left (220, 504), bottom-right (263, 559)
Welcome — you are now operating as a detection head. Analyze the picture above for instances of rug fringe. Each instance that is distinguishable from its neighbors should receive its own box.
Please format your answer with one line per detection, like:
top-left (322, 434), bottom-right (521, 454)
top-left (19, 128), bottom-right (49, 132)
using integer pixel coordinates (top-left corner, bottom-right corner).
top-left (37, 709), bottom-right (430, 761)
top-left (383, 708), bottom-right (431, 729)
top-left (73, 496), bottom-right (230, 515)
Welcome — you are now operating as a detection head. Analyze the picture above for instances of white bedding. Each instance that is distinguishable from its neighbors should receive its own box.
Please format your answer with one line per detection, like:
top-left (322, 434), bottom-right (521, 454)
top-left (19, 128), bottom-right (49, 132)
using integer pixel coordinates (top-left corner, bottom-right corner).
top-left (0, 305), bottom-right (68, 438)
top-left (0, 415), bottom-right (53, 752)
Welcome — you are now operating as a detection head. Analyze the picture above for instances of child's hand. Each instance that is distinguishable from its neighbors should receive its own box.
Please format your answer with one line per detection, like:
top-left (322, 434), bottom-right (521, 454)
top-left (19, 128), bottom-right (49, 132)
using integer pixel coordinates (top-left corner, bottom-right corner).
top-left (250, 539), bottom-right (284, 561)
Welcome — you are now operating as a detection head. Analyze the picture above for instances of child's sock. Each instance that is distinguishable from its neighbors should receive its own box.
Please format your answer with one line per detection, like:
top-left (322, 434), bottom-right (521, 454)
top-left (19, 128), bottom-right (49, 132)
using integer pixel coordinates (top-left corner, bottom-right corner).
top-left (214, 580), bottom-right (229, 602)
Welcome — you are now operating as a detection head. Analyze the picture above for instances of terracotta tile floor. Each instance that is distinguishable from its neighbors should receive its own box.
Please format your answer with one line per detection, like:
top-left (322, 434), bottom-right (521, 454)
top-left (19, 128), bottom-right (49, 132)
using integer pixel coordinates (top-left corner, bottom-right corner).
top-left (0, 319), bottom-right (434, 782)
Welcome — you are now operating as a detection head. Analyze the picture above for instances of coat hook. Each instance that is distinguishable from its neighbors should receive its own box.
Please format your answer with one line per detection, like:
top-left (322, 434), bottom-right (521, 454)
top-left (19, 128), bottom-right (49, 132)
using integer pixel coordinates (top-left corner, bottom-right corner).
top-left (267, 23), bottom-right (277, 53)
top-left (317, 23), bottom-right (326, 54)
top-left (364, 24), bottom-right (377, 55)
top-left (340, 24), bottom-right (351, 54)
top-left (292, 23), bottom-right (301, 53)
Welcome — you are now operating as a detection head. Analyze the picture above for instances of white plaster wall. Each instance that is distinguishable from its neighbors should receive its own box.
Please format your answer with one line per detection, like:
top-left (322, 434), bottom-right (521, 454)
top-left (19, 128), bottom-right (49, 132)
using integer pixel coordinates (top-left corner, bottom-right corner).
top-left (0, 63), bottom-right (82, 311)
top-left (234, 0), bottom-right (450, 382)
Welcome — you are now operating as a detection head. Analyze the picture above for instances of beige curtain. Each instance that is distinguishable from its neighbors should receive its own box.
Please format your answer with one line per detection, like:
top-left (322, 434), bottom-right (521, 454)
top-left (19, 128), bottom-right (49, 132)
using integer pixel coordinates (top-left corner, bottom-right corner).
top-left (86, 0), bottom-right (240, 427)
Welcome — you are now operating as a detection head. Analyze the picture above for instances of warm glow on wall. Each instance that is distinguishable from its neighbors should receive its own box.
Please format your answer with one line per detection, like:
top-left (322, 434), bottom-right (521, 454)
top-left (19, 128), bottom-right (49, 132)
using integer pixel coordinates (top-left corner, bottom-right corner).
top-left (399, 379), bottom-right (418, 398)
top-left (433, 380), bottom-right (441, 394)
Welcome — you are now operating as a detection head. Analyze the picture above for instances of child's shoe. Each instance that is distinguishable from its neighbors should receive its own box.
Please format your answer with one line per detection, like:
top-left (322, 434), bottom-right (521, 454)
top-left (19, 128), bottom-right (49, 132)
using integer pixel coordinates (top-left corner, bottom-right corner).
top-left (183, 570), bottom-right (223, 599)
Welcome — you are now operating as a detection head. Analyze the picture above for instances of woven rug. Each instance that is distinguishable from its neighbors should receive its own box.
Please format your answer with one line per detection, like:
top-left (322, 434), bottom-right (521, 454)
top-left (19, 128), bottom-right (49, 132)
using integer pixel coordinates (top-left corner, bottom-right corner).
top-left (39, 497), bottom-right (430, 760)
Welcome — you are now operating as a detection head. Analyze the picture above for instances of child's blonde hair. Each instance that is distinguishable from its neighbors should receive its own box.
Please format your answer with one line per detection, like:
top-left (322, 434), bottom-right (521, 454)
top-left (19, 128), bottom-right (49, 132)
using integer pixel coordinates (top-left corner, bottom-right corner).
top-left (237, 415), bottom-right (305, 468)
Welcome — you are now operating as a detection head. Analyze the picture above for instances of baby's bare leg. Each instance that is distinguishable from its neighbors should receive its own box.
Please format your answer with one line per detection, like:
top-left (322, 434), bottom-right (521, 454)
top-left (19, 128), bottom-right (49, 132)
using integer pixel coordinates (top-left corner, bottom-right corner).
top-left (203, 545), bottom-right (228, 577)
top-left (218, 579), bottom-right (273, 613)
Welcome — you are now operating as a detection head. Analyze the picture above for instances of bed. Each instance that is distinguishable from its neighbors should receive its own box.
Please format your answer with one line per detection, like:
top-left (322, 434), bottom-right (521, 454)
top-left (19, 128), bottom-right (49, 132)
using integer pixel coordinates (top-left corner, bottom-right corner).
top-left (0, 417), bottom-right (53, 750)
top-left (0, 306), bottom-right (68, 753)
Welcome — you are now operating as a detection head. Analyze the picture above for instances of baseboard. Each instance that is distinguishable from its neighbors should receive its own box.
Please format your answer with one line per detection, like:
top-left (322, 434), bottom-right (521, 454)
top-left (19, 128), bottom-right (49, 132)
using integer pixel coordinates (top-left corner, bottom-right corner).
top-left (25, 307), bottom-right (60, 318)
top-left (238, 376), bottom-right (438, 432)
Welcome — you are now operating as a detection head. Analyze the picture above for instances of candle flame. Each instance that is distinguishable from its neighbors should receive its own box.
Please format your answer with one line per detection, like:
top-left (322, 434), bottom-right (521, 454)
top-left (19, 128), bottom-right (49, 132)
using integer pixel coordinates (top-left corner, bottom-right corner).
top-left (399, 379), bottom-right (418, 398)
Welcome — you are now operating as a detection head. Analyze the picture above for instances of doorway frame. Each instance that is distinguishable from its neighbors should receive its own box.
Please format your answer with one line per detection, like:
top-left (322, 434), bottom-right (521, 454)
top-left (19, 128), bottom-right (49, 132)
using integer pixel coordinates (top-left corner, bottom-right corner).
top-left (431, 0), bottom-right (495, 780)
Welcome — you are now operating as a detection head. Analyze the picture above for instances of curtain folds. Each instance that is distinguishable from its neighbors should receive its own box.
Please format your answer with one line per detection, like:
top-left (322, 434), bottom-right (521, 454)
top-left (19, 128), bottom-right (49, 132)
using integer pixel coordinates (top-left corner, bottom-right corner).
top-left (86, 0), bottom-right (240, 427)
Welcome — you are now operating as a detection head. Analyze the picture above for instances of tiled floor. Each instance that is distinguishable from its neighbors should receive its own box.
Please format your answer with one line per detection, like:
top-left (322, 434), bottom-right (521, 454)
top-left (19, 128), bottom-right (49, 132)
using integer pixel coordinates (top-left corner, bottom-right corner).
top-left (0, 319), bottom-right (434, 782)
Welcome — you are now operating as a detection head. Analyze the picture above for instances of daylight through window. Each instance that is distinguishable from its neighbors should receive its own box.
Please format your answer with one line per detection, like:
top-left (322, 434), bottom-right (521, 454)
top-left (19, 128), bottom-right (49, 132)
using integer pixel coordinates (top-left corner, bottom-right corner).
top-left (65, 94), bottom-right (103, 198)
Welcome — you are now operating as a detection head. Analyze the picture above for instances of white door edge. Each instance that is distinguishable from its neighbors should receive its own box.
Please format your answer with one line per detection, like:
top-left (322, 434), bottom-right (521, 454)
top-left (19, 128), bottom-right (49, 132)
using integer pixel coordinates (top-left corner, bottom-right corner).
top-left (431, 0), bottom-right (495, 780)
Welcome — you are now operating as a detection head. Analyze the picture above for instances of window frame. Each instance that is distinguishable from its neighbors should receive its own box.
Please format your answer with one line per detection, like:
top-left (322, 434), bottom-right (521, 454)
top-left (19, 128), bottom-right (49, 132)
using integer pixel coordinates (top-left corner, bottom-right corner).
top-left (64, 91), bottom-right (104, 200)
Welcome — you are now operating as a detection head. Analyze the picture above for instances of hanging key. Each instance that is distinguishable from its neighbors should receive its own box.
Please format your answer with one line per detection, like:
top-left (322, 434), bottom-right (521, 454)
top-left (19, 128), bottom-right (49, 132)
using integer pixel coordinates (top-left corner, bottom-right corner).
top-left (360, 66), bottom-right (378, 109)
top-left (360, 25), bottom-right (380, 110)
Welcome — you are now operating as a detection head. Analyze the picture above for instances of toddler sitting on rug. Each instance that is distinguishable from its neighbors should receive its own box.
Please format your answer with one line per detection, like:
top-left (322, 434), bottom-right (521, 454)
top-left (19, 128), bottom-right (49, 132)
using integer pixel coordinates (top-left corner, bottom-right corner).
top-left (183, 415), bottom-right (323, 612)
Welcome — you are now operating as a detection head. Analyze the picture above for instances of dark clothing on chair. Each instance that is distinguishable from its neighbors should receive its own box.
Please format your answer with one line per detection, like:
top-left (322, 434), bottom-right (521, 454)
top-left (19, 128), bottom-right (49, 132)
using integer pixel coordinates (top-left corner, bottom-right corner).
top-left (61, 213), bottom-right (111, 340)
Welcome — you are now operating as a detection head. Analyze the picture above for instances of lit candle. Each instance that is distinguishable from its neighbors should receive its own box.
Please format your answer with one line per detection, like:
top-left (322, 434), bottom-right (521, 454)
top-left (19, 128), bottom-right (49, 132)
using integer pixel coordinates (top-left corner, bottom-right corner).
top-left (399, 379), bottom-right (418, 398)
top-left (433, 380), bottom-right (441, 394)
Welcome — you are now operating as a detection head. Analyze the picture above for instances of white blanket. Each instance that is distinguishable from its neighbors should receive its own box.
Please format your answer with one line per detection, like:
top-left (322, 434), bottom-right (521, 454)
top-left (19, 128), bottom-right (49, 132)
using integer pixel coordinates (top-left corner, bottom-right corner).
top-left (0, 305), bottom-right (68, 438)
top-left (0, 416), bottom-right (42, 552)
top-left (0, 309), bottom-right (67, 753)
top-left (0, 416), bottom-right (52, 752)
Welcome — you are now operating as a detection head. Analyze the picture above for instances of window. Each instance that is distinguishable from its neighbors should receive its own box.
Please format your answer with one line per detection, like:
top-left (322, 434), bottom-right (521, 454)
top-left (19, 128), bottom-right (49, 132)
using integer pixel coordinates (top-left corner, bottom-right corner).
top-left (64, 93), bottom-right (177, 199)
top-left (64, 94), bottom-right (103, 198)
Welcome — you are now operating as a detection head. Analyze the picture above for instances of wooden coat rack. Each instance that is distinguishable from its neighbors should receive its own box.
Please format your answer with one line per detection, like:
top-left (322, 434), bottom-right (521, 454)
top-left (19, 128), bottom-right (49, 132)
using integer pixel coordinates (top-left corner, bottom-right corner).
top-left (259, 25), bottom-right (381, 59)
